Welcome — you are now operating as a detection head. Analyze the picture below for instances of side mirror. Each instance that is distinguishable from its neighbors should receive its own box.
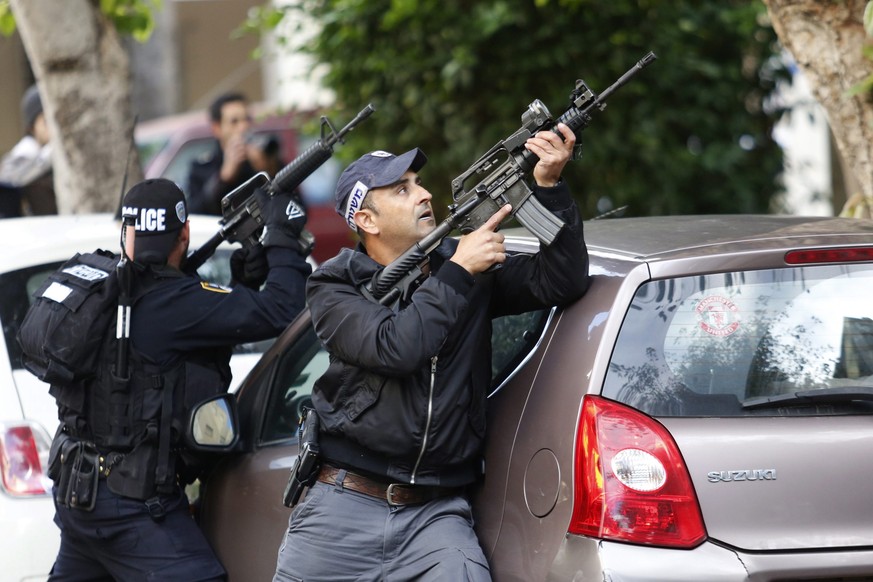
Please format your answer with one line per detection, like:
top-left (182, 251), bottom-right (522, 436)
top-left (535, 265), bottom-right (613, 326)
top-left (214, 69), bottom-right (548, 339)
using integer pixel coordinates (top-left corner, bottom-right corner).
top-left (186, 394), bottom-right (239, 452)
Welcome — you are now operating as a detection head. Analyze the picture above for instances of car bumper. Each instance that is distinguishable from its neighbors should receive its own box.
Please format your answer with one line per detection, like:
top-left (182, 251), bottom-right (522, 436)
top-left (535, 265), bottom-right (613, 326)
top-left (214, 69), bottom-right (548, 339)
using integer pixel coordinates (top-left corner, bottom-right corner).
top-left (548, 535), bottom-right (873, 581)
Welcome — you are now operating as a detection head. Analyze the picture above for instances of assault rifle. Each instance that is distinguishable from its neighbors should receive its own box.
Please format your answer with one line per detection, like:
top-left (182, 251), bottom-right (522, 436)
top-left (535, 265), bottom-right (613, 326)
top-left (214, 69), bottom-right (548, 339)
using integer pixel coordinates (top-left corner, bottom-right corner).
top-left (368, 53), bottom-right (656, 307)
top-left (184, 104), bottom-right (376, 274)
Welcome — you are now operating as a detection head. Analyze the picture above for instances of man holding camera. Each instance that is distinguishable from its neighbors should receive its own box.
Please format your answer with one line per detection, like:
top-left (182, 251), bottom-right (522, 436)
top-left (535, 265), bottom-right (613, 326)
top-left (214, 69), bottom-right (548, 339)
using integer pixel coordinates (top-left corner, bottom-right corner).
top-left (187, 92), bottom-right (282, 215)
top-left (273, 123), bottom-right (590, 581)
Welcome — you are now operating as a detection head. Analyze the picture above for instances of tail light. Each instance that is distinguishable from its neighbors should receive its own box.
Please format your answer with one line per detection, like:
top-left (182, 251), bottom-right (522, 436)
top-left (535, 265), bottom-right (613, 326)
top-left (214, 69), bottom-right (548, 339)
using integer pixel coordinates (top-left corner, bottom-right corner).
top-left (570, 395), bottom-right (706, 548)
top-left (0, 421), bottom-right (52, 496)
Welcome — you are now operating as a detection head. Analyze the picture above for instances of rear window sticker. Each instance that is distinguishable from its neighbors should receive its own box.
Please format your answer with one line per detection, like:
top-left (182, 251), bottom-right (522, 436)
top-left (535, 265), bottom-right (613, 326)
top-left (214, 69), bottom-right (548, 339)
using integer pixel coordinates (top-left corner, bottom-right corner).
top-left (696, 295), bottom-right (740, 337)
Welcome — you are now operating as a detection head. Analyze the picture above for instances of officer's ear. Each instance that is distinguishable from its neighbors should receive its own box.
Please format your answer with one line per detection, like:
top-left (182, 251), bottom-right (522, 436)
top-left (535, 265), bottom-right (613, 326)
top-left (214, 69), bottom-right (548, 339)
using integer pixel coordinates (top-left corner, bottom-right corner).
top-left (354, 208), bottom-right (379, 236)
top-left (167, 222), bottom-right (190, 269)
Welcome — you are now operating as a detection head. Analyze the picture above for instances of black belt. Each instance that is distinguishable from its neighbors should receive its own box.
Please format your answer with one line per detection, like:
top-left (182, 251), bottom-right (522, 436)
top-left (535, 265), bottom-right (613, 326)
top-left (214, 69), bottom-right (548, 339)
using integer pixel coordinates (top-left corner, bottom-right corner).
top-left (97, 451), bottom-right (125, 479)
top-left (317, 465), bottom-right (461, 506)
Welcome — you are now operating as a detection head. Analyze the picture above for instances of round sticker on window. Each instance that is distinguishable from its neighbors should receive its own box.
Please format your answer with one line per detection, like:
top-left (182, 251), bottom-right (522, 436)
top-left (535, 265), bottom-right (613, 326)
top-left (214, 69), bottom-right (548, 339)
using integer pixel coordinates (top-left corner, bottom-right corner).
top-left (696, 295), bottom-right (740, 337)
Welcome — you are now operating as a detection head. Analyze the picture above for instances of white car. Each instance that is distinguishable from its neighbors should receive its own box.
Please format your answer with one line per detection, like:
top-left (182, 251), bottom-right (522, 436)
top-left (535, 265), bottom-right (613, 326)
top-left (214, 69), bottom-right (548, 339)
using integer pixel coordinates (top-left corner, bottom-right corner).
top-left (0, 212), bottom-right (291, 581)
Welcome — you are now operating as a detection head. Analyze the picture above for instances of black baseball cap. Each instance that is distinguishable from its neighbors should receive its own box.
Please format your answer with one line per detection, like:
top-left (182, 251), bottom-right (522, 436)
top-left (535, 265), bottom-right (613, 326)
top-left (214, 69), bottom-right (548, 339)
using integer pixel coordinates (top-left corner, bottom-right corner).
top-left (121, 178), bottom-right (188, 263)
top-left (334, 148), bottom-right (427, 231)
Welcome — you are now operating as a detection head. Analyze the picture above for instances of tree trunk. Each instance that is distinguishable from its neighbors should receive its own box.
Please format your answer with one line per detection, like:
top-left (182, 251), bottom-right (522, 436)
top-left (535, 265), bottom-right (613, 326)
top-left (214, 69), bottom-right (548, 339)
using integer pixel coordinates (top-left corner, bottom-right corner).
top-left (763, 0), bottom-right (873, 212)
top-left (9, 0), bottom-right (143, 214)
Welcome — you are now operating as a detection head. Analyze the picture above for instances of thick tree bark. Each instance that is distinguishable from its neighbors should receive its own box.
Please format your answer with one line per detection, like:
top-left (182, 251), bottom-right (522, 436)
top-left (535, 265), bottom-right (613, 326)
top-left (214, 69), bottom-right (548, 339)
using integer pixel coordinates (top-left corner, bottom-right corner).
top-left (9, 0), bottom-right (143, 214)
top-left (763, 0), bottom-right (873, 214)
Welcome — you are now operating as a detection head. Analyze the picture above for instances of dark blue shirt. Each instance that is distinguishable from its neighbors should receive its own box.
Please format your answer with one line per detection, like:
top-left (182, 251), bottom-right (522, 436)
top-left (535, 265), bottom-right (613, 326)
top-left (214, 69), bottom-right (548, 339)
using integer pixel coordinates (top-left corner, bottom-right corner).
top-left (130, 246), bottom-right (309, 368)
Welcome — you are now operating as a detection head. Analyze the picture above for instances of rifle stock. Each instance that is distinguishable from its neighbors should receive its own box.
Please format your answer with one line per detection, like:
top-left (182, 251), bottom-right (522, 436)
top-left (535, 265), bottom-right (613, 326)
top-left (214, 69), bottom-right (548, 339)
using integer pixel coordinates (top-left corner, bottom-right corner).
top-left (368, 53), bottom-right (656, 305)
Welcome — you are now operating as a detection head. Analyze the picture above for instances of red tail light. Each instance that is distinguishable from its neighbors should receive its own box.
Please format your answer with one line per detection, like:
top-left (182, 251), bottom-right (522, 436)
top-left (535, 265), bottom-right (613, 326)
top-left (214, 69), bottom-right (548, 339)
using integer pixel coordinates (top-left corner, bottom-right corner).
top-left (570, 395), bottom-right (706, 548)
top-left (0, 422), bottom-right (51, 496)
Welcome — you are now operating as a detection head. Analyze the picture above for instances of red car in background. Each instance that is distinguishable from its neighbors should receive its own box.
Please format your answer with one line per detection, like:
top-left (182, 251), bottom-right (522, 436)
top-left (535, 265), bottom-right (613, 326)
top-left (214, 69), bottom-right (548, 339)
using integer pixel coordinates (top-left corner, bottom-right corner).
top-left (135, 107), bottom-right (354, 264)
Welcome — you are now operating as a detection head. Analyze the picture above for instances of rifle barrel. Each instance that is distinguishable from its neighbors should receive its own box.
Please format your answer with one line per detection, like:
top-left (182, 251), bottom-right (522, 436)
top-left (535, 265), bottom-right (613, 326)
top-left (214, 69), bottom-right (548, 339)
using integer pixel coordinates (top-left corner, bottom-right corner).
top-left (270, 104), bottom-right (376, 195)
top-left (596, 51), bottom-right (657, 104)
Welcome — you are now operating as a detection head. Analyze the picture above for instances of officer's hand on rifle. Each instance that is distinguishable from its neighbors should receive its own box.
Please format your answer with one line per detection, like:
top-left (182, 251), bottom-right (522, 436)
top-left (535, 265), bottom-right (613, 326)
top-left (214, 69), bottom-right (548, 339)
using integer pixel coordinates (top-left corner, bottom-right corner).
top-left (450, 204), bottom-right (512, 275)
top-left (257, 189), bottom-right (308, 253)
top-left (527, 122), bottom-right (576, 187)
top-left (230, 244), bottom-right (269, 289)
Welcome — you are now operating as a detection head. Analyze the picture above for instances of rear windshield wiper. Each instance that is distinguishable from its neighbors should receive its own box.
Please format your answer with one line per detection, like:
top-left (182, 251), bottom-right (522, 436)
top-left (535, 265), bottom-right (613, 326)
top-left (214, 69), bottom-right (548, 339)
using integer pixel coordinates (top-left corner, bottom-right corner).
top-left (742, 386), bottom-right (873, 410)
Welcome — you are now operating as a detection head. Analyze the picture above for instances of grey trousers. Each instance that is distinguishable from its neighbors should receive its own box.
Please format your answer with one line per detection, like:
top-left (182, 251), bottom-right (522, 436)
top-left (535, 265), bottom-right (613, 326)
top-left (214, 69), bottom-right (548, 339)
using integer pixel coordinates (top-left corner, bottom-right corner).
top-left (273, 474), bottom-right (492, 582)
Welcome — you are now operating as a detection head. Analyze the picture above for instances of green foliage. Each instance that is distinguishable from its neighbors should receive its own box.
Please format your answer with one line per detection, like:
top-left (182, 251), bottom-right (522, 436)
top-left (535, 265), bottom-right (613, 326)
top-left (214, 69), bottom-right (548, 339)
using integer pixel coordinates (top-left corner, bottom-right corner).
top-left (848, 0), bottom-right (873, 97)
top-left (1, 0), bottom-right (160, 41)
top-left (258, 0), bottom-right (787, 217)
top-left (0, 1), bottom-right (16, 36)
top-left (99, 0), bottom-right (162, 41)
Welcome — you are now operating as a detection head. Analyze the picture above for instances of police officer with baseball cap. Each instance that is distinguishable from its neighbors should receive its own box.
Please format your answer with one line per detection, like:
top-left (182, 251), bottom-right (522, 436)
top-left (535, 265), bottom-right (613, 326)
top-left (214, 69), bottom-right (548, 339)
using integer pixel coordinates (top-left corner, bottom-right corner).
top-left (47, 178), bottom-right (310, 580)
top-left (274, 124), bottom-right (590, 581)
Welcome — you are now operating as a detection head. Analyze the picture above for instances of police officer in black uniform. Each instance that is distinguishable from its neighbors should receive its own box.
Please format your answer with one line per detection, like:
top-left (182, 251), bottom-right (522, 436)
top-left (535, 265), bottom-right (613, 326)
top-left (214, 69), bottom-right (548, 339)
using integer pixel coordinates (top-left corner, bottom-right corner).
top-left (47, 178), bottom-right (310, 581)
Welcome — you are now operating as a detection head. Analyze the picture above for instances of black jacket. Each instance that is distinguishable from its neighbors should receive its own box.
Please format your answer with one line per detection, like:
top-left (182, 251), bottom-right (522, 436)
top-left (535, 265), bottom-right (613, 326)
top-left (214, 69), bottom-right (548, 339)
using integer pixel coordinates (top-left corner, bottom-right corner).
top-left (306, 181), bottom-right (590, 487)
top-left (186, 142), bottom-right (258, 215)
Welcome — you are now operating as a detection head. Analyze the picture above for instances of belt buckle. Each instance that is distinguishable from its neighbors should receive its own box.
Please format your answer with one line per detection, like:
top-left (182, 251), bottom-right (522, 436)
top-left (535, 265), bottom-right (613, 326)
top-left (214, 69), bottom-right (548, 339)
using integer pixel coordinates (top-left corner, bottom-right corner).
top-left (386, 483), bottom-right (405, 506)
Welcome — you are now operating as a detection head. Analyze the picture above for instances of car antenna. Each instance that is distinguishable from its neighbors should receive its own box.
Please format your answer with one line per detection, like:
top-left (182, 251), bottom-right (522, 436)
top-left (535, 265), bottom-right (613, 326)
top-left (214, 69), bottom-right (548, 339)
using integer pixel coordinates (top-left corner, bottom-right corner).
top-left (116, 115), bottom-right (139, 380)
top-left (114, 115), bottom-right (139, 222)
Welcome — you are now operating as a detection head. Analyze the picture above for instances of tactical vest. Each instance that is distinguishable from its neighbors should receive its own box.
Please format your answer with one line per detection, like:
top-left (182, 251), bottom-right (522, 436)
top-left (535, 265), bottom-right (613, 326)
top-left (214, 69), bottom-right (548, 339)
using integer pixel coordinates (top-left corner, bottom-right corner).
top-left (48, 265), bottom-right (230, 501)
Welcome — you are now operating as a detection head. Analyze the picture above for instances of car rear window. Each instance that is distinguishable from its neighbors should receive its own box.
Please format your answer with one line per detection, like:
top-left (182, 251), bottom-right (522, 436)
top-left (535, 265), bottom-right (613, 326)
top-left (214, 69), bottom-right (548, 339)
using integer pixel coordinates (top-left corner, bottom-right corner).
top-left (602, 263), bottom-right (873, 417)
top-left (0, 264), bottom-right (59, 370)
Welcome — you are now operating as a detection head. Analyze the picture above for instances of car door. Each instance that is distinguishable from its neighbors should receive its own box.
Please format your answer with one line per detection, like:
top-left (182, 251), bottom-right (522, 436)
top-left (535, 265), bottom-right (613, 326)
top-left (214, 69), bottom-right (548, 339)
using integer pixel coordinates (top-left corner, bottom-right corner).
top-left (198, 302), bottom-right (553, 580)
top-left (198, 311), bottom-right (326, 582)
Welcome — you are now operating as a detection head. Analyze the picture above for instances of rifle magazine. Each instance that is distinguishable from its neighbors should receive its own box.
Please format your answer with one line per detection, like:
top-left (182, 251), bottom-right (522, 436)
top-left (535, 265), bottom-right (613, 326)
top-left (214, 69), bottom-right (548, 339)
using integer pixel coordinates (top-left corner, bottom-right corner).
top-left (514, 196), bottom-right (565, 246)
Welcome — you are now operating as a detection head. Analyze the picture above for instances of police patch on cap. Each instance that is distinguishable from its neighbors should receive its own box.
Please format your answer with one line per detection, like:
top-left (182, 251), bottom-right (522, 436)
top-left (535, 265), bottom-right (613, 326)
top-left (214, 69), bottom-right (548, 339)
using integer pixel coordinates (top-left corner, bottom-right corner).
top-left (122, 178), bottom-right (188, 235)
top-left (344, 181), bottom-right (369, 232)
top-left (121, 178), bottom-right (189, 264)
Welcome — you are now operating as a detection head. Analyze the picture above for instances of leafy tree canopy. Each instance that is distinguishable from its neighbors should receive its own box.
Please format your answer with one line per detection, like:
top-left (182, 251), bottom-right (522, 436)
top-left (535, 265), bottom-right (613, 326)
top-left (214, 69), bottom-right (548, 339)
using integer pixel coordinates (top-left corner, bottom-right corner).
top-left (255, 0), bottom-right (787, 219)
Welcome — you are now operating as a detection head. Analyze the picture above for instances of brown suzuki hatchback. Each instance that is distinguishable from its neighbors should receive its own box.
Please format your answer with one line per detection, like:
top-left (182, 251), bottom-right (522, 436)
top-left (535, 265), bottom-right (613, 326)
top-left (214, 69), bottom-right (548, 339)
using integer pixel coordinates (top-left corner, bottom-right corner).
top-left (196, 214), bottom-right (873, 581)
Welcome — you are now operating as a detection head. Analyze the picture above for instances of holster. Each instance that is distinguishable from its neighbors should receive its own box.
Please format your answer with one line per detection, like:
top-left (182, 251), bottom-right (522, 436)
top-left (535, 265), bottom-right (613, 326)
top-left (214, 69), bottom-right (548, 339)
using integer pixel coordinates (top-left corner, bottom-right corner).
top-left (283, 408), bottom-right (321, 507)
top-left (48, 430), bottom-right (99, 512)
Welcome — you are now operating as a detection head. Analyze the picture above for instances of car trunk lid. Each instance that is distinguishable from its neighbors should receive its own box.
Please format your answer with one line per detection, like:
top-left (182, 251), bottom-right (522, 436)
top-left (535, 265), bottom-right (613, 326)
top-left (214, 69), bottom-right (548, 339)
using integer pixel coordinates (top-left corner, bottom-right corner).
top-left (664, 416), bottom-right (873, 550)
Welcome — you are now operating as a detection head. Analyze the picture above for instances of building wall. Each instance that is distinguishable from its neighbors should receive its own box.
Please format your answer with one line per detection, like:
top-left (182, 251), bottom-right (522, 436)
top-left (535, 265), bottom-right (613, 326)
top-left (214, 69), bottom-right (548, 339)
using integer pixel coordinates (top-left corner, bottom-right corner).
top-left (0, 0), bottom-right (266, 153)
top-left (0, 31), bottom-right (31, 153)
top-left (172, 0), bottom-right (265, 112)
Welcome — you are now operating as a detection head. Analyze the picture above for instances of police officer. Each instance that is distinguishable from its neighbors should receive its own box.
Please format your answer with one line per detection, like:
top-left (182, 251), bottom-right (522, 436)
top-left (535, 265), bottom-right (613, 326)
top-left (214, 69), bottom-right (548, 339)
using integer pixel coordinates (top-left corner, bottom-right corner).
top-left (273, 124), bottom-right (590, 580)
top-left (48, 178), bottom-right (310, 581)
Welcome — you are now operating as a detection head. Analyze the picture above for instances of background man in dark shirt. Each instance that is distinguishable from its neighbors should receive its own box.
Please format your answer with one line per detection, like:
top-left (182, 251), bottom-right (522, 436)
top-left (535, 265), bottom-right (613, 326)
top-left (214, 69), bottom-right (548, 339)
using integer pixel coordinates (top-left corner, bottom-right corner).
top-left (187, 92), bottom-right (282, 215)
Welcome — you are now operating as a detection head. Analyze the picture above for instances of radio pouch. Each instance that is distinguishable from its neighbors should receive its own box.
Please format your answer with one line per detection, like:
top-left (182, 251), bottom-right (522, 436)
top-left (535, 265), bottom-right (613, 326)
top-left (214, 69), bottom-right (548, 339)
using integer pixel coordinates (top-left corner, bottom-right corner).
top-left (51, 437), bottom-right (99, 512)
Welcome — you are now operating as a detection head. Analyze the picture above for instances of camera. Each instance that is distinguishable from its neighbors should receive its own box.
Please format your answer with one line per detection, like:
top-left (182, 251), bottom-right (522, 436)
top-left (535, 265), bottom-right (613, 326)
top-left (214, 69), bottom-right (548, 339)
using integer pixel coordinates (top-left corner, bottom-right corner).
top-left (244, 131), bottom-right (281, 157)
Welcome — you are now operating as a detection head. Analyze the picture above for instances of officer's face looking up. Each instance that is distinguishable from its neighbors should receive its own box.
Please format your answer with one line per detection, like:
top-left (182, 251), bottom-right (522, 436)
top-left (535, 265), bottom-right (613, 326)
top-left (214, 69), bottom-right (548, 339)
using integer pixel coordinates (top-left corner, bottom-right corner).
top-left (353, 170), bottom-right (436, 260)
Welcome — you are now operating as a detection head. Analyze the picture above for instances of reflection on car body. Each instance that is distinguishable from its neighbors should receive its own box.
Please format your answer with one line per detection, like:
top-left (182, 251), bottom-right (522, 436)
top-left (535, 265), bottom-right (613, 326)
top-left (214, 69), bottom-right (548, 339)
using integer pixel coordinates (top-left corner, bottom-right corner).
top-left (198, 214), bottom-right (873, 581)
